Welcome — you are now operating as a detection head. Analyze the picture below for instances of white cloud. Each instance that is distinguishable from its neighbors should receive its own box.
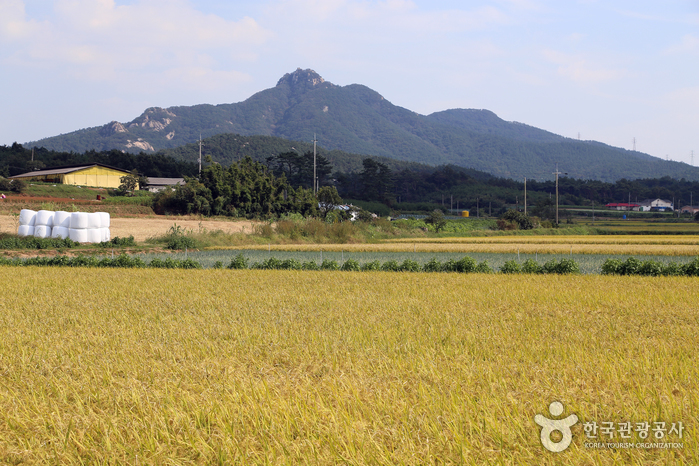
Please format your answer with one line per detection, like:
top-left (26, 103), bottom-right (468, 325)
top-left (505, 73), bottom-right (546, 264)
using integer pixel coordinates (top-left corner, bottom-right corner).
top-left (543, 50), bottom-right (625, 84)
top-left (0, 0), bottom-right (45, 41)
top-left (665, 34), bottom-right (699, 55)
top-left (3, 0), bottom-right (272, 88)
top-left (265, 0), bottom-right (510, 34)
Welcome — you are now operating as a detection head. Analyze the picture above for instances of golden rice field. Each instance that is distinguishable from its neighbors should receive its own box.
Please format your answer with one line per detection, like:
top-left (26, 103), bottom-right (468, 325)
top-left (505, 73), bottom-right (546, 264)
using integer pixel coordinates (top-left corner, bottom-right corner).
top-left (216, 238), bottom-right (699, 256)
top-left (388, 235), bottom-right (699, 245)
top-left (0, 267), bottom-right (696, 464)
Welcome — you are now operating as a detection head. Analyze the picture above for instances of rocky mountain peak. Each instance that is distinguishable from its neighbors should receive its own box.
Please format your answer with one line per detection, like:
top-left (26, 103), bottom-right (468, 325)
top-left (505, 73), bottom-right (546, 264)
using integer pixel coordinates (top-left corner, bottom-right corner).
top-left (98, 121), bottom-right (128, 137)
top-left (128, 107), bottom-right (176, 132)
top-left (276, 68), bottom-right (328, 91)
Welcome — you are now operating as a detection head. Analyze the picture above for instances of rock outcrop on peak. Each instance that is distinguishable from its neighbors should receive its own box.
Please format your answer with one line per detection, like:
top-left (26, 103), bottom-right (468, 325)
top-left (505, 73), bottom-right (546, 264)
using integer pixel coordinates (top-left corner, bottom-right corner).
top-left (99, 121), bottom-right (128, 136)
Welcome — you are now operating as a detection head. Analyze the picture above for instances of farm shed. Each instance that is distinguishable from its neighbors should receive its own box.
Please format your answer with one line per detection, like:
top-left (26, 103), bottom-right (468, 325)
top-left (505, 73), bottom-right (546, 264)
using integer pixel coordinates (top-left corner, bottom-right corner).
top-left (638, 199), bottom-right (674, 212)
top-left (145, 177), bottom-right (185, 192)
top-left (10, 164), bottom-right (136, 189)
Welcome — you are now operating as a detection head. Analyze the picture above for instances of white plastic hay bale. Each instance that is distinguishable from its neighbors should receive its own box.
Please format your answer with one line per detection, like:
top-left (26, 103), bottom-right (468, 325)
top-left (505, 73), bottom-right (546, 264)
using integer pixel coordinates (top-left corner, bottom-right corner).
top-left (35, 210), bottom-right (54, 227)
top-left (18, 225), bottom-right (35, 237)
top-left (69, 228), bottom-right (88, 243)
top-left (70, 212), bottom-right (89, 229)
top-left (51, 226), bottom-right (69, 239)
top-left (33, 225), bottom-right (52, 238)
top-left (98, 212), bottom-right (110, 228)
top-left (101, 227), bottom-right (110, 242)
top-left (53, 211), bottom-right (71, 228)
top-left (87, 228), bottom-right (102, 243)
top-left (19, 209), bottom-right (37, 226)
top-left (87, 212), bottom-right (102, 229)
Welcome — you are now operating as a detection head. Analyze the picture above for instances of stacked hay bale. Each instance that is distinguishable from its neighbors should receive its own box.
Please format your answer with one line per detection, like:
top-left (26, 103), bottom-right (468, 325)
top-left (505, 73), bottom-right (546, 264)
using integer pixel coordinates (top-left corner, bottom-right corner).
top-left (17, 209), bottom-right (110, 243)
top-left (18, 209), bottom-right (36, 237)
top-left (33, 210), bottom-right (54, 238)
top-left (51, 211), bottom-right (71, 239)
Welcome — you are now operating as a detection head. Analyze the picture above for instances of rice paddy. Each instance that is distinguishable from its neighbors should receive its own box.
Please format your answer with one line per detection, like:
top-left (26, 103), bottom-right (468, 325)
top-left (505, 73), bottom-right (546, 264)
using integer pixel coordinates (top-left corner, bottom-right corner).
top-left (0, 268), bottom-right (695, 464)
top-left (208, 240), bottom-right (699, 257)
top-left (136, 249), bottom-right (699, 275)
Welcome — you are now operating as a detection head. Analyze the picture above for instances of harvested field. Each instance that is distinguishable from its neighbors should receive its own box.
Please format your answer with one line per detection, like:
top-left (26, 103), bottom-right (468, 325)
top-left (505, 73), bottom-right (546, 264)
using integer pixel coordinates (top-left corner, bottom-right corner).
top-left (0, 213), bottom-right (258, 242)
top-left (109, 217), bottom-right (257, 242)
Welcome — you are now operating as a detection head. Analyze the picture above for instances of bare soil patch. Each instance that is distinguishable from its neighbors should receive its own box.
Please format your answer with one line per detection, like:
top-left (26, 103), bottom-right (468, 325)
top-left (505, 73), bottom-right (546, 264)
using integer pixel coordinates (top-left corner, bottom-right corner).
top-left (0, 213), bottom-right (258, 242)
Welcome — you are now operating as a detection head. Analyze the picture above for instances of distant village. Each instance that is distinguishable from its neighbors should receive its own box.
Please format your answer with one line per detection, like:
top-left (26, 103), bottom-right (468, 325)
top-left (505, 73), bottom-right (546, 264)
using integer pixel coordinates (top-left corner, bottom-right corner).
top-left (606, 199), bottom-right (699, 215)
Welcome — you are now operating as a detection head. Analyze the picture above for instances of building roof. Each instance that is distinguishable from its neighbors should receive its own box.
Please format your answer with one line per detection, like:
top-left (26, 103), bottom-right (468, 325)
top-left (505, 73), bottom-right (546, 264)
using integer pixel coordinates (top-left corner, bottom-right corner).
top-left (9, 163), bottom-right (132, 179)
top-left (638, 198), bottom-right (673, 206)
top-left (146, 177), bottom-right (185, 186)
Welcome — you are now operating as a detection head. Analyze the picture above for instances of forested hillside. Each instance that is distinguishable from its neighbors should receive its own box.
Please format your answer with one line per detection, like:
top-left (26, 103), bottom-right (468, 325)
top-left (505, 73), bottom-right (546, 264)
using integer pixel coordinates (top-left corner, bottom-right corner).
top-left (26, 69), bottom-right (699, 182)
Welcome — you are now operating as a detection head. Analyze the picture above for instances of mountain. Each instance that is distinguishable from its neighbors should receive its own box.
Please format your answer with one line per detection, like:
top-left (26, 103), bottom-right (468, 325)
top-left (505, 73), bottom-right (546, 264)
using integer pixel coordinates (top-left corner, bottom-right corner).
top-left (27, 68), bottom-right (699, 182)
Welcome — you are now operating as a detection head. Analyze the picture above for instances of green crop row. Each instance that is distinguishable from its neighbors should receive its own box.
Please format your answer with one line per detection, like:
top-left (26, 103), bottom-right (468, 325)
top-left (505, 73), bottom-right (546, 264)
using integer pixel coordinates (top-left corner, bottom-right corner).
top-left (601, 256), bottom-right (699, 276)
top-left (0, 254), bottom-right (202, 269)
top-left (0, 234), bottom-right (136, 250)
top-left (224, 254), bottom-right (583, 274)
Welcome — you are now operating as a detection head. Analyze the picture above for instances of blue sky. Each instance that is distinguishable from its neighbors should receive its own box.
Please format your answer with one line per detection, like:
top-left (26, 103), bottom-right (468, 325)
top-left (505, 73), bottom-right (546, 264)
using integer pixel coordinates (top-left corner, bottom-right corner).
top-left (1, 0), bottom-right (697, 165)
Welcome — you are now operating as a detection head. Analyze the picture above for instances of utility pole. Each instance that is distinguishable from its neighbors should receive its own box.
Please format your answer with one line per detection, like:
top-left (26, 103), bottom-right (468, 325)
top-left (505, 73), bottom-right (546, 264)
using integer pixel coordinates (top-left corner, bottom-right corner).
top-left (477, 198), bottom-right (479, 218)
top-left (592, 201), bottom-right (595, 223)
top-left (313, 133), bottom-right (317, 194)
top-left (489, 202), bottom-right (491, 217)
top-left (553, 164), bottom-right (566, 224)
top-left (450, 194), bottom-right (453, 213)
top-left (524, 177), bottom-right (527, 215)
top-left (198, 134), bottom-right (203, 177)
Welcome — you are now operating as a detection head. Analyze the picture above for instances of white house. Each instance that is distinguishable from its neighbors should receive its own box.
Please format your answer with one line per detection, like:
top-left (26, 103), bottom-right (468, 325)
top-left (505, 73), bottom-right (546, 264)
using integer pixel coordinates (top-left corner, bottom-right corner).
top-left (638, 199), bottom-right (673, 212)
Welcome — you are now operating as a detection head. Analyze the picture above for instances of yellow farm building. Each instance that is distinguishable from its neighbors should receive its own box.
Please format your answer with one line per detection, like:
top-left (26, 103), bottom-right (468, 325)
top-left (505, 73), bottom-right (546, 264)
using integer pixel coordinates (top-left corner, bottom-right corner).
top-left (10, 164), bottom-right (137, 189)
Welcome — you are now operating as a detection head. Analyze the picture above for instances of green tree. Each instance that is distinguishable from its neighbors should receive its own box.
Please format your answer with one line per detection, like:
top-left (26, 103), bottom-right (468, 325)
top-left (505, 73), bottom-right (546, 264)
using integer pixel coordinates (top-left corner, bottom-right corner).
top-left (118, 169), bottom-right (141, 196)
top-left (425, 209), bottom-right (447, 232)
top-left (317, 186), bottom-right (342, 219)
top-left (498, 209), bottom-right (534, 230)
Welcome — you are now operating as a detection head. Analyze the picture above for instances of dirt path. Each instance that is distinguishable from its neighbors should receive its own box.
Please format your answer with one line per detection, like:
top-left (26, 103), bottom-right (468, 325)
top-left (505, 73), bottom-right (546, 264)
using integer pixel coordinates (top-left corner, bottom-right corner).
top-left (0, 214), bottom-right (258, 242)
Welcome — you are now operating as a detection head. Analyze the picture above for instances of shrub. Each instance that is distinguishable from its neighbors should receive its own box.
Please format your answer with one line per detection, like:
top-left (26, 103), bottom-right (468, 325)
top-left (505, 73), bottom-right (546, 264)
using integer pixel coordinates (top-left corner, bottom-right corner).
top-left (166, 234), bottom-right (197, 250)
top-left (475, 261), bottom-right (493, 273)
top-left (618, 257), bottom-right (641, 276)
top-left (341, 259), bottom-right (361, 272)
top-left (601, 259), bottom-right (622, 275)
top-left (361, 261), bottom-right (381, 272)
top-left (661, 262), bottom-right (683, 276)
top-left (280, 258), bottom-right (302, 270)
top-left (521, 259), bottom-right (542, 274)
top-left (302, 261), bottom-right (320, 271)
top-left (399, 259), bottom-right (421, 272)
top-left (422, 258), bottom-right (443, 273)
top-left (554, 259), bottom-right (580, 274)
top-left (500, 260), bottom-right (521, 274)
top-left (98, 236), bottom-right (136, 248)
top-left (682, 257), bottom-right (699, 277)
top-left (213, 261), bottom-right (224, 269)
top-left (638, 260), bottom-right (663, 276)
top-left (380, 260), bottom-right (399, 272)
top-left (320, 260), bottom-right (339, 271)
top-left (453, 256), bottom-right (477, 273)
top-left (227, 254), bottom-right (249, 270)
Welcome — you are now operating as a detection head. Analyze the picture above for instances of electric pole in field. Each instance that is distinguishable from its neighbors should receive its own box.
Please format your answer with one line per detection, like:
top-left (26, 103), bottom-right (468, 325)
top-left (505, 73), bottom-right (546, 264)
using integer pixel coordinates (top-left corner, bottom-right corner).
top-left (524, 177), bottom-right (527, 215)
top-left (313, 133), bottom-right (318, 194)
top-left (553, 164), bottom-right (566, 224)
top-left (198, 134), bottom-right (203, 177)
